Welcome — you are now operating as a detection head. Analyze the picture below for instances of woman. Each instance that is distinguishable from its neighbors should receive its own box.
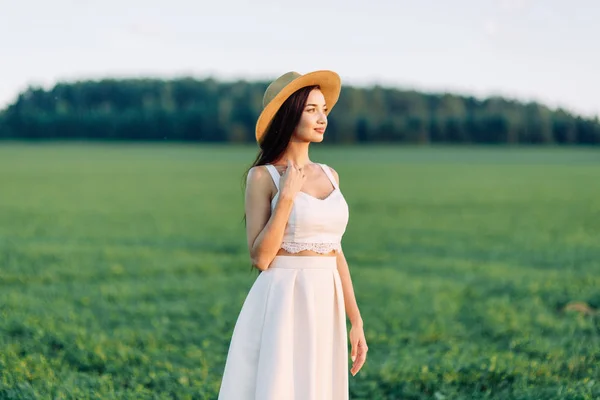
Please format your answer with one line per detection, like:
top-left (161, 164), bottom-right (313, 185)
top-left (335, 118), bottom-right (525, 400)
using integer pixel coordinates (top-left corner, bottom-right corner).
top-left (218, 70), bottom-right (368, 400)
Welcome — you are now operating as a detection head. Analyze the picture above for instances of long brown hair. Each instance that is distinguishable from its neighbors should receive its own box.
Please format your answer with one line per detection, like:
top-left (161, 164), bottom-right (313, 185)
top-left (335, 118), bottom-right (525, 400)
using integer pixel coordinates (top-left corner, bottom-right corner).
top-left (241, 85), bottom-right (319, 200)
top-left (240, 84), bottom-right (319, 271)
top-left (243, 85), bottom-right (318, 185)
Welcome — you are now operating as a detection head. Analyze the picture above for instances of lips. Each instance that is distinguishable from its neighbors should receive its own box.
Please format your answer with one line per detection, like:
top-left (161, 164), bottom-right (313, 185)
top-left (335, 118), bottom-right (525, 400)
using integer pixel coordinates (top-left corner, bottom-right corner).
top-left (314, 127), bottom-right (325, 134)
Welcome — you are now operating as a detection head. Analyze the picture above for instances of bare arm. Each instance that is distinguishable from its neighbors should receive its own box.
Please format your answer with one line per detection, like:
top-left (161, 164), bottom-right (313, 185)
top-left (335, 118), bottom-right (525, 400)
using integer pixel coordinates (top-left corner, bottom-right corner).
top-left (245, 163), bottom-right (304, 271)
top-left (328, 166), bottom-right (363, 327)
top-left (336, 247), bottom-right (363, 327)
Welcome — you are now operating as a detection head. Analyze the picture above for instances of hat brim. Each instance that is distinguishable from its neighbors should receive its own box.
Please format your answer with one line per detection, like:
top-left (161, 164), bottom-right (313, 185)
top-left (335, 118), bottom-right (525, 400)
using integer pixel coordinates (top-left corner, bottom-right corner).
top-left (255, 70), bottom-right (341, 143)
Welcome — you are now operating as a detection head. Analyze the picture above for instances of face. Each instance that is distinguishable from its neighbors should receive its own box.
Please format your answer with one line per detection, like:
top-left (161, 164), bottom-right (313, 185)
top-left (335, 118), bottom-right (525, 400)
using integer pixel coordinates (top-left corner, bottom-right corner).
top-left (292, 88), bottom-right (328, 143)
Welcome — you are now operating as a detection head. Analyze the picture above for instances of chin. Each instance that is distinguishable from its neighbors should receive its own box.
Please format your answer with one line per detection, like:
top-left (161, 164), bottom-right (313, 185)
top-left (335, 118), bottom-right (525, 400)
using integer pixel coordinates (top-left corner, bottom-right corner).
top-left (295, 133), bottom-right (325, 143)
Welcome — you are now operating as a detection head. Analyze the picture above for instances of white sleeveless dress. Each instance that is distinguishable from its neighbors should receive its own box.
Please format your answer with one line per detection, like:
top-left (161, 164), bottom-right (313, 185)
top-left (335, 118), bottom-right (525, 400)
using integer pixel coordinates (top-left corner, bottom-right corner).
top-left (217, 163), bottom-right (350, 400)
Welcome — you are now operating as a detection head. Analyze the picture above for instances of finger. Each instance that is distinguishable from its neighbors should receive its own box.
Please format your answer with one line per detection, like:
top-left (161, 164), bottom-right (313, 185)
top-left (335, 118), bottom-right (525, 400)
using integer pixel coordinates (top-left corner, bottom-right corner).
top-left (350, 340), bottom-right (358, 362)
top-left (351, 348), bottom-right (367, 375)
top-left (351, 342), bottom-right (368, 369)
top-left (351, 355), bottom-right (366, 375)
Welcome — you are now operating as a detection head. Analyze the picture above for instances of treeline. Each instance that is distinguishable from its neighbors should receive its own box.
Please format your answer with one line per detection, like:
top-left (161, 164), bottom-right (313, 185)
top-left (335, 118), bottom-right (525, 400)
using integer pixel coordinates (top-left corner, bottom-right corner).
top-left (0, 77), bottom-right (599, 144)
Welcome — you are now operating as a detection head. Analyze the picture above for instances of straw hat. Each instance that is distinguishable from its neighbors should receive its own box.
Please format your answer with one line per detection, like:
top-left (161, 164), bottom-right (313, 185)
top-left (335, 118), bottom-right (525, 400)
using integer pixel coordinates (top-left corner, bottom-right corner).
top-left (255, 70), bottom-right (342, 143)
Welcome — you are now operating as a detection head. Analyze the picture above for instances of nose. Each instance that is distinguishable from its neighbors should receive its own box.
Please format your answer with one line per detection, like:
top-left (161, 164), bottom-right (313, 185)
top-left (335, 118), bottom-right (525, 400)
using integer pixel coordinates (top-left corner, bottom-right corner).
top-left (317, 112), bottom-right (327, 124)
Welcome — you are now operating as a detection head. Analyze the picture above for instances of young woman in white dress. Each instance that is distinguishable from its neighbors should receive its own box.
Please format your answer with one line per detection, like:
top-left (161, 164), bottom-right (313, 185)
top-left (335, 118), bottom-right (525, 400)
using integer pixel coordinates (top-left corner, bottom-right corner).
top-left (218, 70), bottom-right (368, 400)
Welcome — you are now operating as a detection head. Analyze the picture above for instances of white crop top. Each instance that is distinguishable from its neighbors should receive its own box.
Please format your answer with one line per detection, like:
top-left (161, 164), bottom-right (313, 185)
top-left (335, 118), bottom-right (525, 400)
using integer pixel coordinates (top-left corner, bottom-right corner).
top-left (265, 163), bottom-right (349, 254)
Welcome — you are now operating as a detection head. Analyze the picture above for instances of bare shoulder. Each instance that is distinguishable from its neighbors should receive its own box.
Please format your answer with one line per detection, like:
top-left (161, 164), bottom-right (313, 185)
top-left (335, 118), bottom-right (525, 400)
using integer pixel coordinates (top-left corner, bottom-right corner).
top-left (246, 165), bottom-right (269, 184)
top-left (246, 165), bottom-right (276, 195)
top-left (325, 164), bottom-right (340, 186)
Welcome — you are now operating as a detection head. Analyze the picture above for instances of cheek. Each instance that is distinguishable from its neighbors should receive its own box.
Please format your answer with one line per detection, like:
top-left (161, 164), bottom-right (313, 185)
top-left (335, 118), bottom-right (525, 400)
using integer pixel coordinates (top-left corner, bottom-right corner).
top-left (298, 114), bottom-right (312, 131)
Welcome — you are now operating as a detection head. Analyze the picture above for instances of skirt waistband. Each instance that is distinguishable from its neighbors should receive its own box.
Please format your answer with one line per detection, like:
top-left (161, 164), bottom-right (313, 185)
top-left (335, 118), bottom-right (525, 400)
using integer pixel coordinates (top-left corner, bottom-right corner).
top-left (269, 255), bottom-right (337, 270)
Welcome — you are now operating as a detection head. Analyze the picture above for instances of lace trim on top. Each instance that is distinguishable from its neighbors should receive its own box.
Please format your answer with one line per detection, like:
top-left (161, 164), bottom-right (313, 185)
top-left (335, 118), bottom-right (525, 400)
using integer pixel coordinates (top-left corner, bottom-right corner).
top-left (280, 242), bottom-right (341, 254)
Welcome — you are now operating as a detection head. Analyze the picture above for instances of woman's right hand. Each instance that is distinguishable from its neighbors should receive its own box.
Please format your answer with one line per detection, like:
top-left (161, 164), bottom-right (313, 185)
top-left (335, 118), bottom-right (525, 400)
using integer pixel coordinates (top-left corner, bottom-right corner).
top-left (278, 159), bottom-right (306, 199)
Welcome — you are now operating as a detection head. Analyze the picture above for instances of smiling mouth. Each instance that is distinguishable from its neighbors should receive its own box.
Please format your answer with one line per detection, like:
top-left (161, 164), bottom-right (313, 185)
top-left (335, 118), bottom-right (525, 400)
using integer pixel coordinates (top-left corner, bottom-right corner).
top-left (314, 128), bottom-right (325, 133)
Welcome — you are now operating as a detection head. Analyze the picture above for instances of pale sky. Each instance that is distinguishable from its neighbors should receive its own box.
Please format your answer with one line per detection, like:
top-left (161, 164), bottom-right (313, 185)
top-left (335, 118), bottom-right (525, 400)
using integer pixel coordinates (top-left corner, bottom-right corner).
top-left (1, 0), bottom-right (599, 118)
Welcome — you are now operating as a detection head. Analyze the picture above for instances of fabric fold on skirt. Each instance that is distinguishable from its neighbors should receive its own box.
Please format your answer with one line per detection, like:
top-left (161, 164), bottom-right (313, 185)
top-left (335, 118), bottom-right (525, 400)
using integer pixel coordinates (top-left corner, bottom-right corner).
top-left (218, 255), bottom-right (349, 400)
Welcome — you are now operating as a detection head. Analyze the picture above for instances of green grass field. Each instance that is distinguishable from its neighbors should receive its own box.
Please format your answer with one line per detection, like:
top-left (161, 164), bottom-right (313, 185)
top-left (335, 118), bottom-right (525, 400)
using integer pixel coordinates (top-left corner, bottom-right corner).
top-left (1, 143), bottom-right (599, 399)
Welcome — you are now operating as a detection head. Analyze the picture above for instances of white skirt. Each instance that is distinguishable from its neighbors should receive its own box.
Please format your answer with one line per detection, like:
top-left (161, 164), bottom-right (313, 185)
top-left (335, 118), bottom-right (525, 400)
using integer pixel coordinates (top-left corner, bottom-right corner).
top-left (217, 255), bottom-right (349, 400)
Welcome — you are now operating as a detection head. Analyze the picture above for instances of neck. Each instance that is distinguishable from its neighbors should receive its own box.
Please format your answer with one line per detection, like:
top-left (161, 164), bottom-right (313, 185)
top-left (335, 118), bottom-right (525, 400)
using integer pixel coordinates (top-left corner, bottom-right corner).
top-left (274, 141), bottom-right (312, 168)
